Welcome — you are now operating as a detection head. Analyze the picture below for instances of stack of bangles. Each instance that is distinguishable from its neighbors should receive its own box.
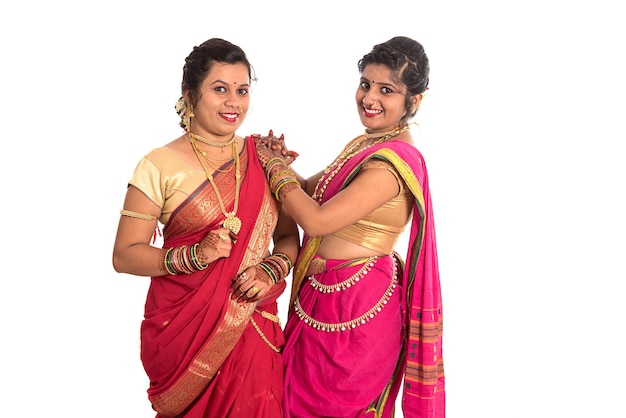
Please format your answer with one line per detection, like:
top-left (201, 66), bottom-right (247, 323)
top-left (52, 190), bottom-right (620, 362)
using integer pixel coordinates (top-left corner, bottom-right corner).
top-left (266, 157), bottom-right (300, 201)
top-left (258, 253), bottom-right (293, 285)
top-left (162, 244), bottom-right (208, 275)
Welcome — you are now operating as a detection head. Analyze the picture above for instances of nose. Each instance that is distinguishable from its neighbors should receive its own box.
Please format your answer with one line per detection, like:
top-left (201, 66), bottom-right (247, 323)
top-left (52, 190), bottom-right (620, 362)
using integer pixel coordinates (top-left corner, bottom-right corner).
top-left (363, 91), bottom-right (378, 107)
top-left (225, 91), bottom-right (241, 111)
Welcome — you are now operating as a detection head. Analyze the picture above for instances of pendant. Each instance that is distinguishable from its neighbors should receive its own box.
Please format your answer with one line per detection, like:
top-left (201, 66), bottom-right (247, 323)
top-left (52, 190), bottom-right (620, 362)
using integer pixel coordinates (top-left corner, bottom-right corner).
top-left (223, 212), bottom-right (242, 234)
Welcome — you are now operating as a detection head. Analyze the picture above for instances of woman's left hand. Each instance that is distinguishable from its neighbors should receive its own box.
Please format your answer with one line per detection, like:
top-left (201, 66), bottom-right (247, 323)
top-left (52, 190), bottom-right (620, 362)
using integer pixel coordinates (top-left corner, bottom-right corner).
top-left (230, 266), bottom-right (272, 303)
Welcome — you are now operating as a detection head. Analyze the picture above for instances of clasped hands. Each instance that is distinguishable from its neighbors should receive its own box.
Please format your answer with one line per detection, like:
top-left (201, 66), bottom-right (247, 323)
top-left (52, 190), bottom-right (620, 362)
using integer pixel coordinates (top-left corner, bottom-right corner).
top-left (253, 130), bottom-right (299, 169)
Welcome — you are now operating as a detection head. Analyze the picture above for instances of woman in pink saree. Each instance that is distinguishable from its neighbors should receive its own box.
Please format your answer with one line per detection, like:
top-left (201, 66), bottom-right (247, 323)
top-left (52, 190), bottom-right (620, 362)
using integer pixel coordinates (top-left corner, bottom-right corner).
top-left (255, 36), bottom-right (445, 417)
top-left (112, 38), bottom-right (299, 417)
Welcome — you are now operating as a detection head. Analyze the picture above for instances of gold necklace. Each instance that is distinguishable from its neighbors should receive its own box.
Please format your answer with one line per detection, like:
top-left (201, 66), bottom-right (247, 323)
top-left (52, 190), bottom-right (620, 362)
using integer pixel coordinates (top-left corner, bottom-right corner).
top-left (190, 135), bottom-right (234, 173)
top-left (190, 134), bottom-right (242, 234)
top-left (189, 131), bottom-right (237, 148)
top-left (312, 125), bottom-right (409, 202)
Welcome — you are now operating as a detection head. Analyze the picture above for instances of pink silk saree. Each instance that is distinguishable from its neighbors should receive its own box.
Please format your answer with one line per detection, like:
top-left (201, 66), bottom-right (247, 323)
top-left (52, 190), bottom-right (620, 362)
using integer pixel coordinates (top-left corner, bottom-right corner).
top-left (283, 139), bottom-right (445, 418)
top-left (141, 138), bottom-right (286, 418)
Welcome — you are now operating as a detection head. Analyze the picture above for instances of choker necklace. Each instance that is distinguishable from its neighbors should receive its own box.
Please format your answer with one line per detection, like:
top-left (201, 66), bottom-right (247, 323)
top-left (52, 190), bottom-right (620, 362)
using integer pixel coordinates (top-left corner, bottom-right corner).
top-left (190, 136), bottom-right (234, 173)
top-left (189, 133), bottom-right (242, 234)
top-left (190, 131), bottom-right (237, 151)
top-left (363, 125), bottom-right (410, 140)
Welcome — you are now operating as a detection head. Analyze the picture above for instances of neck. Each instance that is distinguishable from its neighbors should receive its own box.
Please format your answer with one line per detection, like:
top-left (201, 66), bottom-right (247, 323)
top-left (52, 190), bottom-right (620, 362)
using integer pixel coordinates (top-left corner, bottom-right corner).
top-left (189, 131), bottom-right (237, 148)
top-left (364, 125), bottom-right (408, 140)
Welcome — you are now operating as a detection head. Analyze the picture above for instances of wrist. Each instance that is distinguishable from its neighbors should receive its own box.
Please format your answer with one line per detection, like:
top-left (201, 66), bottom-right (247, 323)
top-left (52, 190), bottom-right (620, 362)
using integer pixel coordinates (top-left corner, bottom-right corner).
top-left (162, 243), bottom-right (208, 275)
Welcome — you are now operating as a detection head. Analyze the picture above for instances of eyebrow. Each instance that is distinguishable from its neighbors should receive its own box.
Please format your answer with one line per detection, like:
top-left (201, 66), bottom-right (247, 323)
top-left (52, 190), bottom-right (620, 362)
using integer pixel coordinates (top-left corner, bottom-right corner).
top-left (360, 77), bottom-right (396, 88)
top-left (210, 79), bottom-right (250, 87)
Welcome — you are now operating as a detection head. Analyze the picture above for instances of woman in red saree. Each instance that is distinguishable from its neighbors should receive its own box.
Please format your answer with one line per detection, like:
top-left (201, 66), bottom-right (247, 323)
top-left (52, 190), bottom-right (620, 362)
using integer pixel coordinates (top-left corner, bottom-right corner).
top-left (113, 38), bottom-right (299, 418)
top-left (255, 36), bottom-right (445, 417)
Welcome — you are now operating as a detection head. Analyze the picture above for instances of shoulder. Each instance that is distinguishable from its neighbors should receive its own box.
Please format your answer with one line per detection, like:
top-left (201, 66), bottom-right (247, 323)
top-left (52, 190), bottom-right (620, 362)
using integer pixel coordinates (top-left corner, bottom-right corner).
top-left (369, 140), bottom-right (428, 182)
top-left (135, 146), bottom-right (177, 169)
top-left (372, 140), bottom-right (425, 166)
top-left (143, 145), bottom-right (176, 159)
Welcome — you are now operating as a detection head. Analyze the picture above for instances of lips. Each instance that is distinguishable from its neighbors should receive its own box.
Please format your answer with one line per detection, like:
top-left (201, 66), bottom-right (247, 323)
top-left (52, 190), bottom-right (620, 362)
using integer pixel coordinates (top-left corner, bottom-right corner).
top-left (363, 107), bottom-right (382, 117)
top-left (221, 113), bottom-right (239, 122)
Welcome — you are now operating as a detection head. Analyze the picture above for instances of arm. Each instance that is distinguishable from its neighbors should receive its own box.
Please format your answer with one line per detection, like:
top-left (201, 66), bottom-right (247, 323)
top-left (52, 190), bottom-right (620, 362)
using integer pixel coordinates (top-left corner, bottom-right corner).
top-left (294, 169), bottom-right (324, 197)
top-left (112, 185), bottom-right (233, 277)
top-left (254, 133), bottom-right (399, 237)
top-left (271, 205), bottom-right (300, 264)
top-left (276, 167), bottom-right (399, 237)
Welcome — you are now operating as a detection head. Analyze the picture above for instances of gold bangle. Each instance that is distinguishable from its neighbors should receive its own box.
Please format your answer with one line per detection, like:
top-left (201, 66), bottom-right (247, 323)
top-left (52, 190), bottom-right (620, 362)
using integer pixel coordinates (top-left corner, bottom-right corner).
top-left (275, 179), bottom-right (301, 201)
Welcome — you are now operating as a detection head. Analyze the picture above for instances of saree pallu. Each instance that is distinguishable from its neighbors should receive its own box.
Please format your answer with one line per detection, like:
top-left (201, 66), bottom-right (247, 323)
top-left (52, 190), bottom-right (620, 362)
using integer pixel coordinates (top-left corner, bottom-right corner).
top-left (141, 137), bottom-right (285, 418)
top-left (284, 139), bottom-right (445, 418)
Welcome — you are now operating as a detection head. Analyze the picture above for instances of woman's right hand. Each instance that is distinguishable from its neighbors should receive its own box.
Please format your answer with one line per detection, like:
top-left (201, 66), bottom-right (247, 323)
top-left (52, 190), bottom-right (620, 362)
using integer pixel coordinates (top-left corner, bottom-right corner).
top-left (197, 228), bottom-right (237, 264)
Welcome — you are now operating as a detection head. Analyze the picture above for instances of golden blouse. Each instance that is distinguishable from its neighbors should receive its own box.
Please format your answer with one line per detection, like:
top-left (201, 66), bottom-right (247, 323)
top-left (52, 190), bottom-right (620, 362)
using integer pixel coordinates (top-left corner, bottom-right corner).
top-left (128, 146), bottom-right (207, 225)
top-left (331, 159), bottom-right (413, 254)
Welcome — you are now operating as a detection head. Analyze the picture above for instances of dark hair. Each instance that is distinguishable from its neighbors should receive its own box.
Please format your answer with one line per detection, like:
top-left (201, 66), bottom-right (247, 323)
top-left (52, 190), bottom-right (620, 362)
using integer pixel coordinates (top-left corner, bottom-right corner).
top-left (358, 36), bottom-right (430, 123)
top-left (181, 38), bottom-right (255, 105)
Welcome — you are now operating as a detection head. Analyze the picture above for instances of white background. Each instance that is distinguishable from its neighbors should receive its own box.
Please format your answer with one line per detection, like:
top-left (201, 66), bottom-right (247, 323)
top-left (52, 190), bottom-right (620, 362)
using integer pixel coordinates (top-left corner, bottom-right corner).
top-left (1, 1), bottom-right (625, 417)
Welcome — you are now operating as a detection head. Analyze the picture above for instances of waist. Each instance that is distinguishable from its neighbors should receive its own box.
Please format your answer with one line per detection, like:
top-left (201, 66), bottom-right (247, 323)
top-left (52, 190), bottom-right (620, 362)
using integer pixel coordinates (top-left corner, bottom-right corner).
top-left (316, 235), bottom-right (389, 260)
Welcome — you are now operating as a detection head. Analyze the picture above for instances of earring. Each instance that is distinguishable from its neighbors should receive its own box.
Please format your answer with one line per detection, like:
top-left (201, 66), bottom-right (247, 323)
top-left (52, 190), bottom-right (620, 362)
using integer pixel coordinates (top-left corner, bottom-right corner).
top-left (185, 103), bottom-right (194, 132)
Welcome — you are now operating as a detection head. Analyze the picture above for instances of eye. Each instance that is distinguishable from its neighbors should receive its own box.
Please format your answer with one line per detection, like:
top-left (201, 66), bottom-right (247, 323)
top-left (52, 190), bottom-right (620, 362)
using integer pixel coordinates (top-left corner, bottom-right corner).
top-left (214, 86), bottom-right (227, 94)
top-left (360, 81), bottom-right (370, 90)
top-left (237, 87), bottom-right (249, 96)
top-left (381, 86), bottom-right (393, 95)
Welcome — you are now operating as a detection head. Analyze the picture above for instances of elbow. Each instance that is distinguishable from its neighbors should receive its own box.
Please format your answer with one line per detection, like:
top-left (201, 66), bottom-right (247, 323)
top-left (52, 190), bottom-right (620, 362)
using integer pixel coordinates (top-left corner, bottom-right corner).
top-left (112, 253), bottom-right (125, 274)
top-left (299, 222), bottom-right (328, 238)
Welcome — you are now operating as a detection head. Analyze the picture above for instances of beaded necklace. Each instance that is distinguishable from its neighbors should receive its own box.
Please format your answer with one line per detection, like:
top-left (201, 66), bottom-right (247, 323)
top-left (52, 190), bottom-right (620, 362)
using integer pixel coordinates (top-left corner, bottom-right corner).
top-left (312, 125), bottom-right (410, 202)
top-left (189, 134), bottom-right (242, 234)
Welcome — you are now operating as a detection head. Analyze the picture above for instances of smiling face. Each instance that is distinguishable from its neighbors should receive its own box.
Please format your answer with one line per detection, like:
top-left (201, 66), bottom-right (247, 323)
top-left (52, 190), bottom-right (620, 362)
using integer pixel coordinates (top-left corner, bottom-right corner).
top-left (186, 62), bottom-right (251, 139)
top-left (355, 64), bottom-right (420, 134)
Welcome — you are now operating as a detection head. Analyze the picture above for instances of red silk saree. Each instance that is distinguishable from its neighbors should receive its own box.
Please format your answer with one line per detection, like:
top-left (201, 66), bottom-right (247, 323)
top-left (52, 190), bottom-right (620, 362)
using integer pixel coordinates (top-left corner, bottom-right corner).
top-left (141, 138), bottom-right (286, 418)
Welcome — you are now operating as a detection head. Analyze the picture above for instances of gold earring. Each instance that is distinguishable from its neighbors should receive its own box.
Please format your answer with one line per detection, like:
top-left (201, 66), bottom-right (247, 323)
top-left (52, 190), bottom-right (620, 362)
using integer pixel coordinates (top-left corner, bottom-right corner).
top-left (185, 103), bottom-right (194, 132)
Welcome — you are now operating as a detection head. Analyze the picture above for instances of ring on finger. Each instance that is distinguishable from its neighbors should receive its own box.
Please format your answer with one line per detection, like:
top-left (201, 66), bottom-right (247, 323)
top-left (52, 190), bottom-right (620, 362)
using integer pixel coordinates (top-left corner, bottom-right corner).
top-left (218, 232), bottom-right (230, 241)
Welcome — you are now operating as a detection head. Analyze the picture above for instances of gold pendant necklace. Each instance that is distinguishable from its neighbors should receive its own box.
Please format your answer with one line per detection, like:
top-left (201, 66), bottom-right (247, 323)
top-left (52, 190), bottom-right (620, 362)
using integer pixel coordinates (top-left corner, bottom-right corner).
top-left (190, 134), bottom-right (242, 234)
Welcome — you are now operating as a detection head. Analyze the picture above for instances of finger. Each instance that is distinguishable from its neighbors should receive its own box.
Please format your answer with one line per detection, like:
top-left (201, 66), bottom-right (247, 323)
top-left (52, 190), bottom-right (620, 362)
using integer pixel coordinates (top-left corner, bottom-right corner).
top-left (231, 270), bottom-right (248, 284)
top-left (248, 285), bottom-right (260, 298)
top-left (231, 279), bottom-right (248, 298)
top-left (237, 284), bottom-right (260, 302)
